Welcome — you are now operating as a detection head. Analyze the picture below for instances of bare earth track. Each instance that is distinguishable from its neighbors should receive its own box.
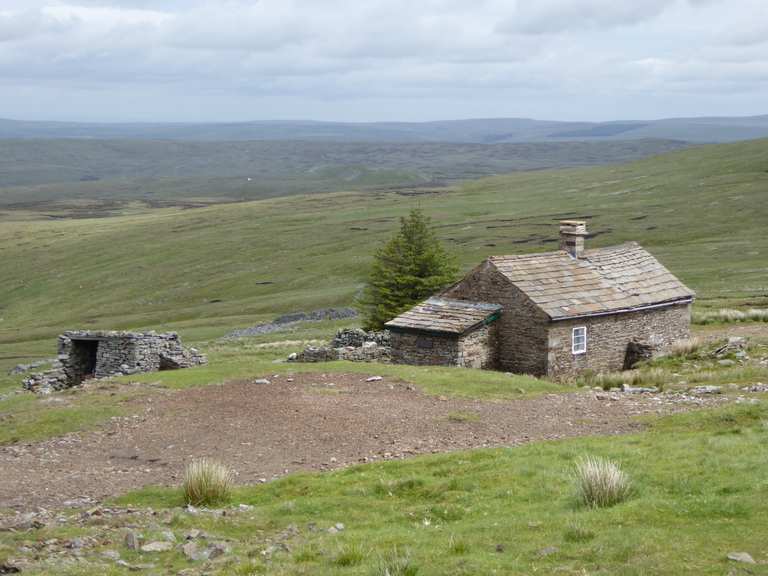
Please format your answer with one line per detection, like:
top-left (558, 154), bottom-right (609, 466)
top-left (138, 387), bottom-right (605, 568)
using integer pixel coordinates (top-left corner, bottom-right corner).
top-left (0, 373), bottom-right (723, 511)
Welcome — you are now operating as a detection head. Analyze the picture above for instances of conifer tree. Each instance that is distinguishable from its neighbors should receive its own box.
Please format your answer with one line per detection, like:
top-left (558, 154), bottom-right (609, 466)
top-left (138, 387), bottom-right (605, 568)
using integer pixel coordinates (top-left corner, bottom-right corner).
top-left (358, 208), bottom-right (458, 330)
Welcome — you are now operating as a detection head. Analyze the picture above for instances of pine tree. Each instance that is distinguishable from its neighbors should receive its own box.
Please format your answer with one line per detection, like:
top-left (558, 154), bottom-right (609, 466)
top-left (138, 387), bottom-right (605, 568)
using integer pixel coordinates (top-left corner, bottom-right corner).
top-left (358, 208), bottom-right (458, 330)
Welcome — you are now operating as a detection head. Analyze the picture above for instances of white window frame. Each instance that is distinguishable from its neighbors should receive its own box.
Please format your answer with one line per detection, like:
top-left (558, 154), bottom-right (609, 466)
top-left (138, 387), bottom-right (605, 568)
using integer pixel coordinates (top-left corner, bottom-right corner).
top-left (572, 326), bottom-right (587, 355)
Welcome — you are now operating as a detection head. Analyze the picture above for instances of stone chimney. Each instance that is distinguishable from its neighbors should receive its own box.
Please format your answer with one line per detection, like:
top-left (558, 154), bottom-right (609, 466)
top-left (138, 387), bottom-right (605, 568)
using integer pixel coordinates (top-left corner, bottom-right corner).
top-left (559, 220), bottom-right (588, 258)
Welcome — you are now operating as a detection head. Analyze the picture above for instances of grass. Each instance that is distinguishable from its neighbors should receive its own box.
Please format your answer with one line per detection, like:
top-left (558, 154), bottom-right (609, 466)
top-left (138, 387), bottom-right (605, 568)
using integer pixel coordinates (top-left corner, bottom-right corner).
top-left (573, 456), bottom-right (632, 508)
top-left (183, 459), bottom-right (234, 507)
top-left (2, 138), bottom-right (768, 353)
top-left (693, 308), bottom-right (768, 325)
top-left (3, 401), bottom-right (762, 575)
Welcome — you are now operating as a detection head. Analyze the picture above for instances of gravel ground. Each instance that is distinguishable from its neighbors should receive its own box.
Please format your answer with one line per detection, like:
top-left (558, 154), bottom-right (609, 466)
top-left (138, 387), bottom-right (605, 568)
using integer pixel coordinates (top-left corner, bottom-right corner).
top-left (0, 372), bottom-right (726, 511)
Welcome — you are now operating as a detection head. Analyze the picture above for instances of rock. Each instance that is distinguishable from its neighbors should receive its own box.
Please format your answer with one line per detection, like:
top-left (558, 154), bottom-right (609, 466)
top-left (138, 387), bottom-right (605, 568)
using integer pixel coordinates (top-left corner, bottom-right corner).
top-left (287, 353), bottom-right (298, 361)
top-left (718, 359), bottom-right (736, 367)
top-left (161, 530), bottom-right (176, 542)
top-left (101, 550), bottom-right (121, 561)
top-left (691, 385), bottom-right (722, 395)
top-left (207, 542), bottom-right (229, 560)
top-left (116, 560), bottom-right (156, 571)
top-left (537, 546), bottom-right (559, 557)
top-left (334, 523), bottom-right (345, 531)
top-left (727, 552), bottom-right (756, 564)
top-left (365, 376), bottom-right (383, 382)
top-left (185, 529), bottom-right (203, 540)
top-left (0, 563), bottom-right (21, 574)
top-left (124, 530), bottom-right (140, 550)
top-left (141, 541), bottom-right (173, 553)
top-left (253, 378), bottom-right (271, 385)
top-left (622, 385), bottom-right (658, 394)
top-left (742, 383), bottom-right (768, 392)
top-left (182, 541), bottom-right (207, 562)
top-left (238, 504), bottom-right (254, 512)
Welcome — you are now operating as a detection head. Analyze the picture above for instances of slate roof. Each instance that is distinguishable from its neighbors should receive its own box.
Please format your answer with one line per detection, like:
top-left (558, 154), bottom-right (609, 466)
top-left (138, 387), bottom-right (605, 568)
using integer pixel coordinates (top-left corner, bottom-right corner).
top-left (385, 297), bottom-right (502, 335)
top-left (489, 241), bottom-right (694, 320)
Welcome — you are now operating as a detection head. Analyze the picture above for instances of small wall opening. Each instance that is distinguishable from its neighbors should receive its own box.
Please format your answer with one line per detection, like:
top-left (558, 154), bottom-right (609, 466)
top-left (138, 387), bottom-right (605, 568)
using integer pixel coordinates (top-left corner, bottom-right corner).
top-left (69, 339), bottom-right (100, 384)
top-left (158, 354), bottom-right (181, 371)
top-left (623, 340), bottom-right (655, 370)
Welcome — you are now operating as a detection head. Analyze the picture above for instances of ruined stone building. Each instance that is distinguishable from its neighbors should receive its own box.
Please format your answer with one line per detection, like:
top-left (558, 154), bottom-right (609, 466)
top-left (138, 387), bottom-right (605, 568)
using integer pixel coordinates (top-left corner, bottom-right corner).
top-left (23, 331), bottom-right (206, 393)
top-left (386, 221), bottom-right (694, 378)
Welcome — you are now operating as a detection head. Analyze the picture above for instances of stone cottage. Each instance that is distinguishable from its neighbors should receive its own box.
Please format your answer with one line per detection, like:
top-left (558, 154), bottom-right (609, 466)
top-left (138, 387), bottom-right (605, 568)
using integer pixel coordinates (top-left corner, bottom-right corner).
top-left (387, 221), bottom-right (694, 378)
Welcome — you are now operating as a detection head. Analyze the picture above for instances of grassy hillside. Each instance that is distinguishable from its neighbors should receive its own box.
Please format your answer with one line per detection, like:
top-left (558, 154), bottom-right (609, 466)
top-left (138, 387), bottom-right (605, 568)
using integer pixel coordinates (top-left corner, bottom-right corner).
top-left (1, 139), bottom-right (766, 359)
top-left (3, 115), bottom-right (768, 142)
top-left (0, 139), bottom-right (687, 215)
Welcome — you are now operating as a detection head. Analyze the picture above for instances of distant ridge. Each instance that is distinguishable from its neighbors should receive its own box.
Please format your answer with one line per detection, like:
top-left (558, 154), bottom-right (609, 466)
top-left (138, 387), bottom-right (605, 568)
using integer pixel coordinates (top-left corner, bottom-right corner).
top-left (1, 115), bottom-right (768, 143)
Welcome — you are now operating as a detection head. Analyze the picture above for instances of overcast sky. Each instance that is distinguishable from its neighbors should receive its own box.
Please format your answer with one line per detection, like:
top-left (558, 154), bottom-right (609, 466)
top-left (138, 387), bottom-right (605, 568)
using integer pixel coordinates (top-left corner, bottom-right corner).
top-left (0, 0), bottom-right (766, 122)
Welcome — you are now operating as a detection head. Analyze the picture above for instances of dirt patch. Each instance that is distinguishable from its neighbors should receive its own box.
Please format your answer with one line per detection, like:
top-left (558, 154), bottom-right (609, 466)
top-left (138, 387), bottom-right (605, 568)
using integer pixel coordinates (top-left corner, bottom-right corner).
top-left (0, 372), bottom-right (723, 511)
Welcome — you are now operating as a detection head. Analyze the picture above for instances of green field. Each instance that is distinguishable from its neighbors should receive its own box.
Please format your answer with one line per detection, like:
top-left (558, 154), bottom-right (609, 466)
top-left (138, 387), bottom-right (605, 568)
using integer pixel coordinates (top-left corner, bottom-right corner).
top-left (1, 139), bottom-right (768, 575)
top-left (1, 138), bottom-right (766, 360)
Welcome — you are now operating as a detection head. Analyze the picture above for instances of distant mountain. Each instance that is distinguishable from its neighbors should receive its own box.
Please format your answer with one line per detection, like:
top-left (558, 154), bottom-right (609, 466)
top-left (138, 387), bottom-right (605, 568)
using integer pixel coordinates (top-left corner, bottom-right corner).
top-left (1, 115), bottom-right (767, 143)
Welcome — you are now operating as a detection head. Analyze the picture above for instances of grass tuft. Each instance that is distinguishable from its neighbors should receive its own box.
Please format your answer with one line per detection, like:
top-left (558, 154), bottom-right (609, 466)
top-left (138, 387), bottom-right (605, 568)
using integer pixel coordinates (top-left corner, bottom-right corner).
top-left (665, 337), bottom-right (704, 358)
top-left (573, 456), bottom-right (632, 509)
top-left (693, 308), bottom-right (768, 325)
top-left (373, 548), bottom-right (419, 576)
top-left (333, 544), bottom-right (367, 567)
top-left (563, 520), bottom-right (596, 543)
top-left (182, 458), bottom-right (233, 507)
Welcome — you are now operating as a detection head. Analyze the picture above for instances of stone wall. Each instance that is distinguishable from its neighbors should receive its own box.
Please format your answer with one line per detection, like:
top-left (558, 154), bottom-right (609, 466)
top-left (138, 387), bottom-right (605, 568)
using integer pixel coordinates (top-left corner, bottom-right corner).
top-left (442, 260), bottom-right (549, 375)
top-left (546, 303), bottom-right (691, 379)
top-left (389, 324), bottom-right (495, 368)
top-left (457, 324), bottom-right (496, 369)
top-left (389, 330), bottom-right (459, 366)
top-left (57, 330), bottom-right (206, 387)
top-left (290, 328), bottom-right (390, 363)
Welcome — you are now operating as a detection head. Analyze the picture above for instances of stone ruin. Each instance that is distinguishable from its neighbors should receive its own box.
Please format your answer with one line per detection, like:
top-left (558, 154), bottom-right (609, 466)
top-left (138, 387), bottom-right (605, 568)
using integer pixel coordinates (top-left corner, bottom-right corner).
top-left (22, 330), bottom-right (206, 394)
top-left (288, 328), bottom-right (391, 363)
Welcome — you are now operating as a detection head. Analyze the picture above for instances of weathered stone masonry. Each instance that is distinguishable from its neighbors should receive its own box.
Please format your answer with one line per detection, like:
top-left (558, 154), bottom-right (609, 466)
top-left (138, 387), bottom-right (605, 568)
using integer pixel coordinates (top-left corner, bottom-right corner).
top-left (23, 330), bottom-right (206, 393)
top-left (546, 303), bottom-right (691, 378)
top-left (60, 330), bottom-right (206, 385)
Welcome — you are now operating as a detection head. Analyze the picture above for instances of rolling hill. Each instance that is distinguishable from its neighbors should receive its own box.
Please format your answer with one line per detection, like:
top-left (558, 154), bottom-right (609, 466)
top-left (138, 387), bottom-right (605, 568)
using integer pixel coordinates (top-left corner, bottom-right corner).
top-left (2, 115), bottom-right (768, 143)
top-left (1, 138), bottom-right (766, 358)
top-left (0, 139), bottom-right (688, 215)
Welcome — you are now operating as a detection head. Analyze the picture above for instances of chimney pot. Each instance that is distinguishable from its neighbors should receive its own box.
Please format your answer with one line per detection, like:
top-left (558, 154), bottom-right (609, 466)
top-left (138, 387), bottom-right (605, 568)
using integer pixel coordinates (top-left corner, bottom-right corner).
top-left (559, 220), bottom-right (588, 258)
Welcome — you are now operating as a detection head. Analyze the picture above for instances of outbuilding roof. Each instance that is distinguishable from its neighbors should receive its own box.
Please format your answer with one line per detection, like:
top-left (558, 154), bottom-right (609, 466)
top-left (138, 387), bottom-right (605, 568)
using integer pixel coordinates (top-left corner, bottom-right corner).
top-left (385, 297), bottom-right (502, 335)
top-left (488, 241), bottom-right (694, 320)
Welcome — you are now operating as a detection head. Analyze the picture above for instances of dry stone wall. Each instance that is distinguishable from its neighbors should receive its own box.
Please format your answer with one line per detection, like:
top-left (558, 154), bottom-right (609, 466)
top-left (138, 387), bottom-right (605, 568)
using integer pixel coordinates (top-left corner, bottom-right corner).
top-left (23, 330), bottom-right (206, 393)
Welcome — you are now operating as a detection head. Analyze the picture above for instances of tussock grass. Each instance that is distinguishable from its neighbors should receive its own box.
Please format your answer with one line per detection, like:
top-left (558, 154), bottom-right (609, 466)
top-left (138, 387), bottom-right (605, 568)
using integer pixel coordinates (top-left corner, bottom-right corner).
top-left (332, 544), bottom-right (366, 567)
top-left (182, 458), bottom-right (233, 507)
top-left (373, 548), bottom-right (419, 576)
top-left (666, 337), bottom-right (704, 357)
top-left (563, 520), bottom-right (596, 543)
top-left (693, 308), bottom-right (768, 325)
top-left (573, 456), bottom-right (632, 508)
top-left (575, 368), bottom-right (667, 391)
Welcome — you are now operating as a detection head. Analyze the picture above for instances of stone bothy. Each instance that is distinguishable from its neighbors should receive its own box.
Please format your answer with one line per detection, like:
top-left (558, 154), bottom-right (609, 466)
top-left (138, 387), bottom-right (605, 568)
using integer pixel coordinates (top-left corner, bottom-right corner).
top-left (387, 221), bottom-right (695, 378)
top-left (385, 298), bottom-right (502, 368)
top-left (59, 330), bottom-right (206, 386)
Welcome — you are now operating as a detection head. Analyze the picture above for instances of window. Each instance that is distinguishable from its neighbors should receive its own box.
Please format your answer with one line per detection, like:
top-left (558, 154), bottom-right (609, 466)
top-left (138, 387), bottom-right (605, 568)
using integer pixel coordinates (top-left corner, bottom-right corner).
top-left (572, 326), bottom-right (587, 355)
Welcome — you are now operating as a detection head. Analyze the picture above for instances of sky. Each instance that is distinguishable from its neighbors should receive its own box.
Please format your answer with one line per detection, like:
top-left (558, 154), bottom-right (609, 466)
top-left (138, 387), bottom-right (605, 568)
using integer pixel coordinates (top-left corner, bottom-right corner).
top-left (0, 0), bottom-right (766, 123)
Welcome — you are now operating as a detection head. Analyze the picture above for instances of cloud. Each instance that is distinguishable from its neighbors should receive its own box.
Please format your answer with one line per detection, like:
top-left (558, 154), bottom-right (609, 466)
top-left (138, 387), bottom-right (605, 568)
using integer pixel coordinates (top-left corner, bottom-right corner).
top-left (0, 0), bottom-right (765, 121)
top-left (497, 0), bottom-right (675, 35)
